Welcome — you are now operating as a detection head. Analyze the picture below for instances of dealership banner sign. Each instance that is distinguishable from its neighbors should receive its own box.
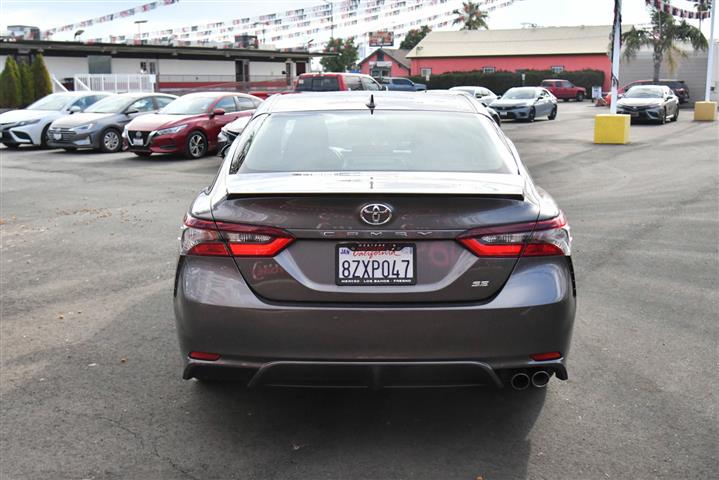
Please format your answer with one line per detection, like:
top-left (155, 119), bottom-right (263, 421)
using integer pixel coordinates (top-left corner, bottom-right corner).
top-left (44, 0), bottom-right (180, 37)
top-left (644, 0), bottom-right (712, 19)
top-left (368, 31), bottom-right (395, 46)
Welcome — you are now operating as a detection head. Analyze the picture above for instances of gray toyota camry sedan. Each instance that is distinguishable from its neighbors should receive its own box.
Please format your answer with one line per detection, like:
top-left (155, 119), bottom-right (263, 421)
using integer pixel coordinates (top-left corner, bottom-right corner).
top-left (174, 91), bottom-right (576, 390)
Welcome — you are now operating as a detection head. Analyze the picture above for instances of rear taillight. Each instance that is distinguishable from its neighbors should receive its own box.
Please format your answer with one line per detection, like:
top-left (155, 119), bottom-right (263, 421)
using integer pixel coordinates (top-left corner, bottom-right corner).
top-left (180, 215), bottom-right (293, 257)
top-left (458, 214), bottom-right (571, 257)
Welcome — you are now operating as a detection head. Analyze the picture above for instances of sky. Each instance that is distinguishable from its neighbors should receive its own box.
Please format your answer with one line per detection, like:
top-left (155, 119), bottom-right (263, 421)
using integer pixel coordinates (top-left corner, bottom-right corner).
top-left (0, 0), bottom-right (714, 43)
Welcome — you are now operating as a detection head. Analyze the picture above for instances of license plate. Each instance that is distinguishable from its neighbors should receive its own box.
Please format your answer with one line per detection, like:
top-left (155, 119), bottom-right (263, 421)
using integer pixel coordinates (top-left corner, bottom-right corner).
top-left (499, 112), bottom-right (509, 118)
top-left (336, 243), bottom-right (416, 286)
top-left (53, 133), bottom-right (62, 140)
top-left (630, 112), bottom-right (639, 117)
top-left (132, 138), bottom-right (144, 146)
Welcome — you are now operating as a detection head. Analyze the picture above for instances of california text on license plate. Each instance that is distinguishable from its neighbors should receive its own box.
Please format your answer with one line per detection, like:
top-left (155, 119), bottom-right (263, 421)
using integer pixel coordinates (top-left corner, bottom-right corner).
top-left (336, 243), bottom-right (416, 286)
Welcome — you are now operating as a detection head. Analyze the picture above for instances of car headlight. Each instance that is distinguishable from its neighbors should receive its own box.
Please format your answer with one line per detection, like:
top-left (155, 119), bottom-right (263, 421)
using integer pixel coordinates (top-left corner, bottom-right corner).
top-left (70, 123), bottom-right (94, 132)
top-left (155, 124), bottom-right (188, 136)
top-left (16, 119), bottom-right (41, 127)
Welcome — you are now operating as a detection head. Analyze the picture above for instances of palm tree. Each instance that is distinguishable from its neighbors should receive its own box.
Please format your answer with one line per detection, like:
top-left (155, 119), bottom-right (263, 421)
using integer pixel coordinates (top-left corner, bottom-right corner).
top-left (621, 7), bottom-right (707, 82)
top-left (696, 0), bottom-right (711, 31)
top-left (452, 2), bottom-right (489, 31)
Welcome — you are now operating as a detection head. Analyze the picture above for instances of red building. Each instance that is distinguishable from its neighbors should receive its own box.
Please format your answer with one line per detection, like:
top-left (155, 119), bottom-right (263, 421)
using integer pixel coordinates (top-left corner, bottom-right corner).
top-left (407, 26), bottom-right (613, 90)
top-left (358, 48), bottom-right (411, 78)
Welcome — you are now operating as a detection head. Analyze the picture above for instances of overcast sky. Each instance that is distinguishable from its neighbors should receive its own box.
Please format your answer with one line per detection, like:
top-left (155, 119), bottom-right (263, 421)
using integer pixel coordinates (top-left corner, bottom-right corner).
top-left (0, 0), bottom-right (714, 42)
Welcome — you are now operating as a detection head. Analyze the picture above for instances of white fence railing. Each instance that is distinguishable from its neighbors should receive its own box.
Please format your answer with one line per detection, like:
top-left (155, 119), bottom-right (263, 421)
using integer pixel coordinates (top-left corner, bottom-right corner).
top-left (73, 74), bottom-right (156, 93)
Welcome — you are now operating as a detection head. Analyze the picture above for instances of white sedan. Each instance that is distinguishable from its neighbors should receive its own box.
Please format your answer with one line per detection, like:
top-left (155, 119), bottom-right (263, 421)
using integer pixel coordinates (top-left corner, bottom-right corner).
top-left (449, 86), bottom-right (499, 107)
top-left (0, 91), bottom-right (111, 148)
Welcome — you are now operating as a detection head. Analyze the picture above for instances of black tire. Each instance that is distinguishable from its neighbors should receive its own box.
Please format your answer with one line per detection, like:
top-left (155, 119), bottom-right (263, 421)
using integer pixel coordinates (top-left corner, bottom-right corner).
top-left (40, 124), bottom-right (50, 148)
top-left (2, 143), bottom-right (21, 149)
top-left (671, 108), bottom-right (679, 122)
top-left (527, 107), bottom-right (536, 123)
top-left (133, 151), bottom-right (152, 158)
top-left (185, 131), bottom-right (207, 159)
top-left (62, 147), bottom-right (77, 152)
top-left (548, 106), bottom-right (557, 120)
top-left (576, 92), bottom-right (585, 102)
top-left (99, 128), bottom-right (122, 153)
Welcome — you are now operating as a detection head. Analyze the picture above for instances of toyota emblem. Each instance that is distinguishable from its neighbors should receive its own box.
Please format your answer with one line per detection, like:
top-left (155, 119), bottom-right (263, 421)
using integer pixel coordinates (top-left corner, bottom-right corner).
top-left (360, 203), bottom-right (393, 226)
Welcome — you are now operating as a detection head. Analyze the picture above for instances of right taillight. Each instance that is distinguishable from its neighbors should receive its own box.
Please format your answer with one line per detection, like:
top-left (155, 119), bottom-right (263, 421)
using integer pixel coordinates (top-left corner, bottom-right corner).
top-left (180, 215), bottom-right (294, 257)
top-left (458, 213), bottom-right (571, 257)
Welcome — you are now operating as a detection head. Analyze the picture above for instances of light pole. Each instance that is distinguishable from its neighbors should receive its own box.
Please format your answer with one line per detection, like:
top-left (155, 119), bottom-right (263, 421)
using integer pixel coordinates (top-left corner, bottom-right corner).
top-left (323, 1), bottom-right (334, 38)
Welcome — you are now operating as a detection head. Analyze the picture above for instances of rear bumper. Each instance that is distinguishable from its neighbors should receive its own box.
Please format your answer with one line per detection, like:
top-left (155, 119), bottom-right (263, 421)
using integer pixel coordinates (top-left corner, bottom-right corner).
top-left (174, 255), bottom-right (576, 387)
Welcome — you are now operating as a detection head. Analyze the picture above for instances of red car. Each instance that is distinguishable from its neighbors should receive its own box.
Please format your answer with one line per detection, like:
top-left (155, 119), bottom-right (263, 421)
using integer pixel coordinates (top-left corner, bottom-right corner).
top-left (540, 79), bottom-right (586, 102)
top-left (123, 92), bottom-right (261, 159)
top-left (295, 72), bottom-right (383, 91)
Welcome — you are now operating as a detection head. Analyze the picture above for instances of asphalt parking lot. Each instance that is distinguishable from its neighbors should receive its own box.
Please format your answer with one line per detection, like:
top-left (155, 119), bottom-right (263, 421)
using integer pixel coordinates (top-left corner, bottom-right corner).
top-left (1, 102), bottom-right (717, 480)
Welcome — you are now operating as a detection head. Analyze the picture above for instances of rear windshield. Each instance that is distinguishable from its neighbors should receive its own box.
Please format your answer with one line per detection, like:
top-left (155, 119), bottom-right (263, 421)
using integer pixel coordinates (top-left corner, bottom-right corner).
top-left (234, 111), bottom-right (515, 174)
top-left (296, 76), bottom-right (340, 92)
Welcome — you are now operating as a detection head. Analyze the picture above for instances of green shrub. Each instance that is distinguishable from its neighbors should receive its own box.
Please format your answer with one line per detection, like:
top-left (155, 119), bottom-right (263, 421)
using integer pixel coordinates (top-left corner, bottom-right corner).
top-left (31, 54), bottom-right (53, 101)
top-left (0, 57), bottom-right (22, 108)
top-left (411, 69), bottom-right (605, 94)
top-left (19, 62), bottom-right (35, 106)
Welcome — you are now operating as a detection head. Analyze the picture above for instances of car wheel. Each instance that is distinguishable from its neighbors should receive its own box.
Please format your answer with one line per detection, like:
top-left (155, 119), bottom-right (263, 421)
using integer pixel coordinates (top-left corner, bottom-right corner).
top-left (186, 131), bottom-right (207, 159)
top-left (133, 151), bottom-right (152, 158)
top-left (99, 128), bottom-right (122, 153)
top-left (671, 108), bottom-right (679, 122)
top-left (576, 92), bottom-right (585, 102)
top-left (527, 107), bottom-right (536, 122)
top-left (62, 147), bottom-right (77, 152)
top-left (548, 106), bottom-right (557, 120)
top-left (2, 143), bottom-right (21, 149)
top-left (40, 124), bottom-right (50, 148)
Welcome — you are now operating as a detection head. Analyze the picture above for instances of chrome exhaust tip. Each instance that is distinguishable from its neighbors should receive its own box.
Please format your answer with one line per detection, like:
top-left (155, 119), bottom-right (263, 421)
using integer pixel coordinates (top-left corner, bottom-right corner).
top-left (531, 370), bottom-right (551, 388)
top-left (510, 372), bottom-right (530, 390)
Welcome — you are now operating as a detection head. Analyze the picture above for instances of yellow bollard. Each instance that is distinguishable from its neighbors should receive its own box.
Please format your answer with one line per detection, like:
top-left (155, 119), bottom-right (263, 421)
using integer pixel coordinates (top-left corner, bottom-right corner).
top-left (594, 114), bottom-right (631, 144)
top-left (693, 101), bottom-right (717, 121)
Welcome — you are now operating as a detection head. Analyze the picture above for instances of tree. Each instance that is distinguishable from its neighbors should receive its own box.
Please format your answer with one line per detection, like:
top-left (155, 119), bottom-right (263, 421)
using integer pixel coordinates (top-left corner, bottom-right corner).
top-left (622, 7), bottom-right (708, 82)
top-left (0, 56), bottom-right (22, 108)
top-left (696, 0), bottom-right (712, 31)
top-left (31, 54), bottom-right (53, 101)
top-left (452, 2), bottom-right (489, 31)
top-left (400, 25), bottom-right (431, 50)
top-left (19, 62), bottom-right (35, 106)
top-left (320, 37), bottom-right (359, 72)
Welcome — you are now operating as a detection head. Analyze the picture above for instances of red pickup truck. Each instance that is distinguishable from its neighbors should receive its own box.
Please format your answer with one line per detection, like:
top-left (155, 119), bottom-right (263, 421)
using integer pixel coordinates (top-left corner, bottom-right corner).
top-left (540, 79), bottom-right (586, 102)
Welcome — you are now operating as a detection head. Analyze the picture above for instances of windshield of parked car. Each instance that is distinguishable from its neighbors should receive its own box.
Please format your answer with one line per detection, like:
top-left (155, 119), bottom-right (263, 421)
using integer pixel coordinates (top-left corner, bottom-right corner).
top-left (235, 111), bottom-right (515, 174)
top-left (26, 94), bottom-right (77, 111)
top-left (502, 88), bottom-right (538, 100)
top-left (160, 96), bottom-right (215, 114)
top-left (295, 76), bottom-right (340, 92)
top-left (624, 87), bottom-right (663, 99)
top-left (84, 96), bottom-right (134, 113)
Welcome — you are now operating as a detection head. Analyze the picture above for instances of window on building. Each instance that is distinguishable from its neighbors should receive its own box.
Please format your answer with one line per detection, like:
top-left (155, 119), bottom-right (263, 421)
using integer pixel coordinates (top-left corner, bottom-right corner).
top-left (88, 55), bottom-right (111, 74)
top-left (376, 51), bottom-right (385, 61)
top-left (420, 67), bottom-right (432, 78)
top-left (482, 66), bottom-right (496, 74)
top-left (551, 66), bottom-right (565, 74)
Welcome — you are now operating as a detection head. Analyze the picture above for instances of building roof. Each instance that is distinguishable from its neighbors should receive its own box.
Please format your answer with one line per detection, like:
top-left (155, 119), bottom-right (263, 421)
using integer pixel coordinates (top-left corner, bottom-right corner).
top-left (358, 48), bottom-right (411, 70)
top-left (407, 25), bottom-right (614, 58)
top-left (0, 38), bottom-right (331, 61)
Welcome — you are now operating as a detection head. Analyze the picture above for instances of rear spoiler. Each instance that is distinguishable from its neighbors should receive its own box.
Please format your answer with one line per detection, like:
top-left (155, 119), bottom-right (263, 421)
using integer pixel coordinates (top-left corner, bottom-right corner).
top-left (225, 171), bottom-right (526, 199)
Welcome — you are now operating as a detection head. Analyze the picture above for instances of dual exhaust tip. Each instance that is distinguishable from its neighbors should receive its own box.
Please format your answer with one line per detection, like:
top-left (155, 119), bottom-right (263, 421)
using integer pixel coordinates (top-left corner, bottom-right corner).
top-left (510, 370), bottom-right (551, 390)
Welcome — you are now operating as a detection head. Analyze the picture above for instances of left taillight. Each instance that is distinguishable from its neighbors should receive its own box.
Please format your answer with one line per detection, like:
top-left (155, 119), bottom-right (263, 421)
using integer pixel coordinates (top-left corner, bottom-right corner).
top-left (458, 213), bottom-right (571, 257)
top-left (180, 215), bottom-right (293, 257)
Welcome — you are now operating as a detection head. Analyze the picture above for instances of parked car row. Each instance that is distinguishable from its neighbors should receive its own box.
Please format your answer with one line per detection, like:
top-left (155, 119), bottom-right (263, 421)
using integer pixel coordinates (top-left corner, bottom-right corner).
top-left (0, 90), bottom-right (263, 158)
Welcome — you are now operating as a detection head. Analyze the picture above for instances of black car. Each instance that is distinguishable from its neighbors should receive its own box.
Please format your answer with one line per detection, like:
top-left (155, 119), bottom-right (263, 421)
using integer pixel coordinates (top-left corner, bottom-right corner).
top-left (616, 85), bottom-right (680, 124)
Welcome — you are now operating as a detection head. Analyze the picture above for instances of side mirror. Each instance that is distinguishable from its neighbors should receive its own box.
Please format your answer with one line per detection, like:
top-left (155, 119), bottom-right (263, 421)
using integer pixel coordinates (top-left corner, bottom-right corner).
top-left (125, 108), bottom-right (139, 115)
top-left (69, 105), bottom-right (82, 114)
top-left (211, 108), bottom-right (226, 117)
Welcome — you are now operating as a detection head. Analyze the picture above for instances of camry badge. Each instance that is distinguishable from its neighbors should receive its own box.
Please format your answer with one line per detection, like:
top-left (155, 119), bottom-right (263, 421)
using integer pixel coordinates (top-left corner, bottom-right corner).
top-left (360, 203), bottom-right (392, 226)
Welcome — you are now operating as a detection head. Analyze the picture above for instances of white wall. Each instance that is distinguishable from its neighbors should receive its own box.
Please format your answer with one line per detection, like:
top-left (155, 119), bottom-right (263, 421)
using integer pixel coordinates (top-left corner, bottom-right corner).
top-left (158, 59), bottom-right (235, 76)
top-left (112, 57), bottom-right (158, 74)
top-left (251, 60), bottom-right (293, 77)
top-left (44, 56), bottom-right (88, 80)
